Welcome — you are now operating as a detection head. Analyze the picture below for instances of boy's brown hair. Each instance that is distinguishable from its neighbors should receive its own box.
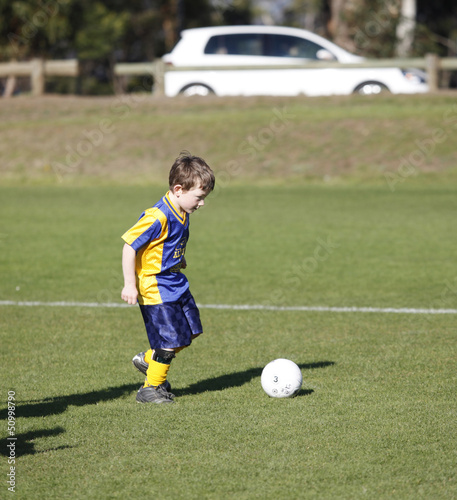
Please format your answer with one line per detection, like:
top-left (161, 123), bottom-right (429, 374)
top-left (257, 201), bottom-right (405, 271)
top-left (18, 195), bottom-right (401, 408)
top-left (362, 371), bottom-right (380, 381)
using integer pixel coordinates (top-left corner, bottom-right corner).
top-left (169, 152), bottom-right (215, 192)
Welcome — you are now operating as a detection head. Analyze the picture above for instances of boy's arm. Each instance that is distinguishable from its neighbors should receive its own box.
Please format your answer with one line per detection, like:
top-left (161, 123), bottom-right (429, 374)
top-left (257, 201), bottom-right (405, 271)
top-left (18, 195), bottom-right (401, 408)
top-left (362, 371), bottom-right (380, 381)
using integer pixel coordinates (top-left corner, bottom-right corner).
top-left (121, 243), bottom-right (138, 305)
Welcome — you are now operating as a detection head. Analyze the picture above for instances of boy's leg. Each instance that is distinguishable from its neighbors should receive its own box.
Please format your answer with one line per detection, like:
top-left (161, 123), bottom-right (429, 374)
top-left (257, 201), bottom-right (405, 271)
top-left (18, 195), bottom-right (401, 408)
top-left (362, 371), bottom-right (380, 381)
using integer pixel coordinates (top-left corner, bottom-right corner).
top-left (133, 333), bottom-right (201, 374)
top-left (144, 349), bottom-right (154, 364)
top-left (136, 349), bottom-right (176, 404)
top-left (145, 348), bottom-right (175, 388)
top-left (136, 293), bottom-right (202, 403)
top-left (133, 350), bottom-right (173, 393)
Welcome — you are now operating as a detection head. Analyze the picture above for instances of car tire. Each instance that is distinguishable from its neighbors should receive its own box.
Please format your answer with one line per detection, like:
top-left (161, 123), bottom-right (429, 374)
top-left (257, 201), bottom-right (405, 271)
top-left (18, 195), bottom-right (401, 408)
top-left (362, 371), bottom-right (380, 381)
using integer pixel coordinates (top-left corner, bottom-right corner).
top-left (180, 84), bottom-right (215, 96)
top-left (353, 81), bottom-right (389, 95)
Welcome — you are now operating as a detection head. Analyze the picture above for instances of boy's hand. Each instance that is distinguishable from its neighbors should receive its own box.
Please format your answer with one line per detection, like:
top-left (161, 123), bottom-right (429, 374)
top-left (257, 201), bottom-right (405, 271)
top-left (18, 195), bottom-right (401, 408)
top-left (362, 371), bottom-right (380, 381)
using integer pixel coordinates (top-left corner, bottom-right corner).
top-left (121, 284), bottom-right (138, 305)
top-left (121, 243), bottom-right (138, 304)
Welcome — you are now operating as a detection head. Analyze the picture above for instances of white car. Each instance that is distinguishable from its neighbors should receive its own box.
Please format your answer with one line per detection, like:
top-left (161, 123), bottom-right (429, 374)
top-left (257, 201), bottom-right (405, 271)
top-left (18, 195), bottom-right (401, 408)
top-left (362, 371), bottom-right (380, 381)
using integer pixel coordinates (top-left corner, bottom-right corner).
top-left (163, 25), bottom-right (428, 97)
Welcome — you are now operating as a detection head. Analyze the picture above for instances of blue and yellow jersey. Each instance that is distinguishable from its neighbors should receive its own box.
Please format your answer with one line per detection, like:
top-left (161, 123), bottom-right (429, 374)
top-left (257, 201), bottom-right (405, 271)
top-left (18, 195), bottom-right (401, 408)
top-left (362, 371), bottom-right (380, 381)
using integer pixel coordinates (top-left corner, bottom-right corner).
top-left (122, 192), bottom-right (190, 305)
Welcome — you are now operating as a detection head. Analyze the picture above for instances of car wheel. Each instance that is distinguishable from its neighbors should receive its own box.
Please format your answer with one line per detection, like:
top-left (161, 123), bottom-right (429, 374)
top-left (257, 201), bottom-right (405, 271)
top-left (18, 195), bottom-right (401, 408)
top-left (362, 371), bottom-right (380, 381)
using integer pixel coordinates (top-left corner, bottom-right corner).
top-left (180, 84), bottom-right (214, 96)
top-left (354, 82), bottom-right (389, 95)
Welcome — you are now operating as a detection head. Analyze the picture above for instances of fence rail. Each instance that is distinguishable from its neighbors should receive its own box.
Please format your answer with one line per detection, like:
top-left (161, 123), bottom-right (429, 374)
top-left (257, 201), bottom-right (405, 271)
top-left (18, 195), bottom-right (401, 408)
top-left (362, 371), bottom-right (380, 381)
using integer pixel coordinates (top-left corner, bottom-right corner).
top-left (114, 55), bottom-right (457, 95)
top-left (0, 58), bottom-right (78, 96)
top-left (2, 55), bottom-right (457, 96)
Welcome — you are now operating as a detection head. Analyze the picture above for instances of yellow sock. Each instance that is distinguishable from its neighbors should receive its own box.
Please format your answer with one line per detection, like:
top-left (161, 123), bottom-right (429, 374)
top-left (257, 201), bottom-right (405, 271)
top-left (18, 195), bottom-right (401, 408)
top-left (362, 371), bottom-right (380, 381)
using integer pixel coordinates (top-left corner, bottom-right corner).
top-left (144, 349), bottom-right (154, 364)
top-left (145, 360), bottom-right (171, 387)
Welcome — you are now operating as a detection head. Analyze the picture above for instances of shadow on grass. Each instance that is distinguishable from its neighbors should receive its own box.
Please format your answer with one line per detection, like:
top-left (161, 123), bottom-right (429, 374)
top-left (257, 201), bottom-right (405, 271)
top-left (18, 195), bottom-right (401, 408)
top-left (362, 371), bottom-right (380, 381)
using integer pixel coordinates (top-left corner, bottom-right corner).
top-left (0, 385), bottom-right (142, 457)
top-left (0, 383), bottom-right (139, 421)
top-left (0, 427), bottom-right (72, 457)
top-left (0, 362), bottom-right (333, 456)
top-left (174, 360), bottom-right (335, 397)
top-left (0, 361), bottom-right (334, 420)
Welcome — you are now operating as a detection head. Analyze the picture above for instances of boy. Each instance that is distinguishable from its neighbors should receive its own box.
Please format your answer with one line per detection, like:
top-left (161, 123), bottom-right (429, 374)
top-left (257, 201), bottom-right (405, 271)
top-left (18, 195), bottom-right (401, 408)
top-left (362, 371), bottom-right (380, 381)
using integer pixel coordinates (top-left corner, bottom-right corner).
top-left (121, 153), bottom-right (215, 404)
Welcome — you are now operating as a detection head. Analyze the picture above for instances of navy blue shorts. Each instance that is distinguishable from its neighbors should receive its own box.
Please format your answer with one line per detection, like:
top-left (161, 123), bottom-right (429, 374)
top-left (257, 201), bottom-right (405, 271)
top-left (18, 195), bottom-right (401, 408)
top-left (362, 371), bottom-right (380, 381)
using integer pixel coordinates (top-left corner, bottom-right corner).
top-left (139, 289), bottom-right (203, 349)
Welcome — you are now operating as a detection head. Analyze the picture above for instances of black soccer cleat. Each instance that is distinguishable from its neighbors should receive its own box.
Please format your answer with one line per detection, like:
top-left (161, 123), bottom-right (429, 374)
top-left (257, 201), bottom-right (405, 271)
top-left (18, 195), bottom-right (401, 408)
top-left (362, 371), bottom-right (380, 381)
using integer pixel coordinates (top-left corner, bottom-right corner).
top-left (136, 384), bottom-right (175, 404)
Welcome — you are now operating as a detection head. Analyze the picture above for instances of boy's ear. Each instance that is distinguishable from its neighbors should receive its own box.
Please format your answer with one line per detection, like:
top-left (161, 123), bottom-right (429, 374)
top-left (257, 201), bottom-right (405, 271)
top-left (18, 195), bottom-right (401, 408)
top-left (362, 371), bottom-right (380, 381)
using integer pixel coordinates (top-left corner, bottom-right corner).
top-left (172, 184), bottom-right (183, 196)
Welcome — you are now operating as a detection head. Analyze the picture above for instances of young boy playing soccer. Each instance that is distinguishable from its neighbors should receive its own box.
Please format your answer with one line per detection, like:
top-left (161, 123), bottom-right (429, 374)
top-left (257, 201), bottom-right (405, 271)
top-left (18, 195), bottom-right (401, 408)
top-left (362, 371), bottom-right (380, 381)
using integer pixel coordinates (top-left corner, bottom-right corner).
top-left (121, 153), bottom-right (215, 404)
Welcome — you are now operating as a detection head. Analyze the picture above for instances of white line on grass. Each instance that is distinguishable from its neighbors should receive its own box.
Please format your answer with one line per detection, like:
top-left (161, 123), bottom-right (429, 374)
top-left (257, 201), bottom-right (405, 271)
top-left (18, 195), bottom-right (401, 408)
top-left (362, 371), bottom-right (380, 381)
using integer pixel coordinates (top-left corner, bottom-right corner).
top-left (0, 300), bottom-right (456, 315)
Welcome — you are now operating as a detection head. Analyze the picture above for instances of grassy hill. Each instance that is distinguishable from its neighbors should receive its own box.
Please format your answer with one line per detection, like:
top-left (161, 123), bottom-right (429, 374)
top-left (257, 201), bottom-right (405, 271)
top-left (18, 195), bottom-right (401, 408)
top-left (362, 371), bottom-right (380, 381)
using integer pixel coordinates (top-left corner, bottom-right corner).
top-left (1, 93), bottom-right (456, 187)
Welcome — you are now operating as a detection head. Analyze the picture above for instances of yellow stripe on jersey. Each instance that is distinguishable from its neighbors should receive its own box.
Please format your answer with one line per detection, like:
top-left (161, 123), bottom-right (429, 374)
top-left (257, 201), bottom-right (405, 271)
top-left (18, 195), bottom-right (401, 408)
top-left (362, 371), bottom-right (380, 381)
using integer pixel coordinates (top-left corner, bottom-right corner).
top-left (136, 273), bottom-right (161, 305)
top-left (134, 209), bottom-right (168, 275)
top-left (122, 208), bottom-right (169, 305)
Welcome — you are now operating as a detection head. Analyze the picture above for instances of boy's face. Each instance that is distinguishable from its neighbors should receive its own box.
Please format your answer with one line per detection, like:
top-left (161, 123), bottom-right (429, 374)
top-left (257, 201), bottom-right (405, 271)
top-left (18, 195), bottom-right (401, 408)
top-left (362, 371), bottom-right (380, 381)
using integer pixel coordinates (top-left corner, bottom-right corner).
top-left (173, 185), bottom-right (209, 214)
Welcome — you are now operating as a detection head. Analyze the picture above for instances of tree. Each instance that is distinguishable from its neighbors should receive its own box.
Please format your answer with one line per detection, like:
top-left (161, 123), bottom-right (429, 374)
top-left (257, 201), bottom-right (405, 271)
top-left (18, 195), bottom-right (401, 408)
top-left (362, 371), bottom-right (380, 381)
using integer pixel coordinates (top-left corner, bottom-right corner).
top-left (415, 0), bottom-right (457, 56)
top-left (0, 0), bottom-right (256, 94)
top-left (326, 0), bottom-right (401, 57)
top-left (210, 0), bottom-right (253, 26)
top-left (0, 0), bottom-right (76, 61)
top-left (327, 0), bottom-right (355, 50)
top-left (283, 0), bottom-right (328, 34)
top-left (396, 0), bottom-right (416, 56)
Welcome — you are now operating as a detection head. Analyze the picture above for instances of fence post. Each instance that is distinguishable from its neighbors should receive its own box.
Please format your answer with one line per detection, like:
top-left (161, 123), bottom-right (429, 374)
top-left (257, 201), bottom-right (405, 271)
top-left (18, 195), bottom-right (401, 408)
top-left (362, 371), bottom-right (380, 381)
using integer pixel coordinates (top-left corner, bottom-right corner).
top-left (152, 59), bottom-right (165, 96)
top-left (31, 58), bottom-right (45, 96)
top-left (425, 53), bottom-right (439, 92)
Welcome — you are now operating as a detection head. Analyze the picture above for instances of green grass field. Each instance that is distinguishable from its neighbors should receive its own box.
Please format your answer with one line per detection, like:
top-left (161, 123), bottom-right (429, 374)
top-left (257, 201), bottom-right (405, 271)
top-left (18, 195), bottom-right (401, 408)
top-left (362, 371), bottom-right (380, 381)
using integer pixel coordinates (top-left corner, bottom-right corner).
top-left (1, 94), bottom-right (457, 499)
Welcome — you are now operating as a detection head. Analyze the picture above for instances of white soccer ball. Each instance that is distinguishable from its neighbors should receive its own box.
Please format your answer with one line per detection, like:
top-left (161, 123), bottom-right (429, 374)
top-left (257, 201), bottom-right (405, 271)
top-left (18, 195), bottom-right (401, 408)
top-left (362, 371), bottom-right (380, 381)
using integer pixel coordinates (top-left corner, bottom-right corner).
top-left (261, 358), bottom-right (303, 398)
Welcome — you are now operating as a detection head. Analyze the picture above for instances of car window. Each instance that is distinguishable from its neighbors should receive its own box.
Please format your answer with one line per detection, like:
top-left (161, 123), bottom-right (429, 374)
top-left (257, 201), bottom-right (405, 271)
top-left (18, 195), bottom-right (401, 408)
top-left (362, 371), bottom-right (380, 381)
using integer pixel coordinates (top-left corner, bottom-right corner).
top-left (264, 34), bottom-right (328, 59)
top-left (204, 34), bottom-right (263, 56)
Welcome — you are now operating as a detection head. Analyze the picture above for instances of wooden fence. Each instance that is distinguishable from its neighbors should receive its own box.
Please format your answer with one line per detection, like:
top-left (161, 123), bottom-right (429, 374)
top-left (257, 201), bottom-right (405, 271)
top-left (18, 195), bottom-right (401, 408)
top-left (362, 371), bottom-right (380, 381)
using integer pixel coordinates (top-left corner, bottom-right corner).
top-left (114, 54), bottom-right (457, 95)
top-left (0, 59), bottom-right (78, 96)
top-left (1, 55), bottom-right (457, 96)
